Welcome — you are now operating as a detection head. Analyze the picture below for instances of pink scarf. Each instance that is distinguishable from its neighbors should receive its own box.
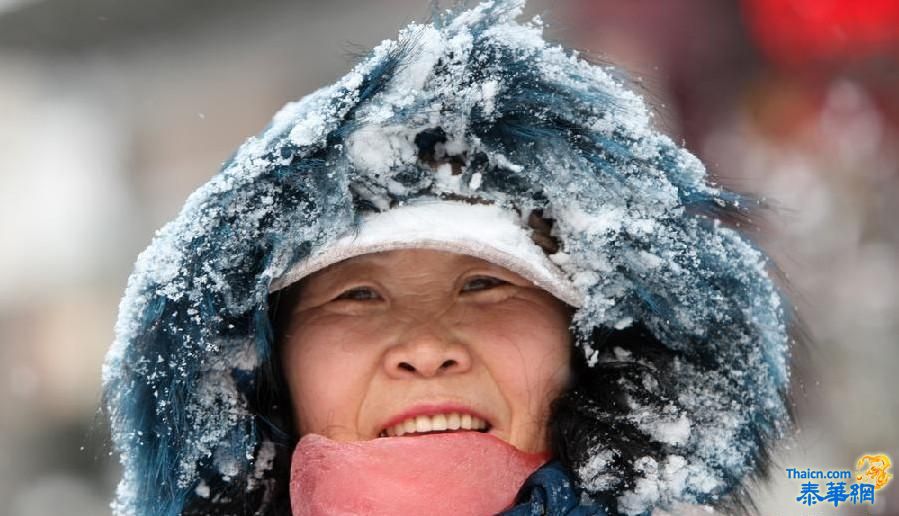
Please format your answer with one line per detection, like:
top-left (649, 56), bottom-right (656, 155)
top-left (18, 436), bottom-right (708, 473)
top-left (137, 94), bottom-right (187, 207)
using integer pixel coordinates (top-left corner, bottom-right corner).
top-left (290, 432), bottom-right (550, 515)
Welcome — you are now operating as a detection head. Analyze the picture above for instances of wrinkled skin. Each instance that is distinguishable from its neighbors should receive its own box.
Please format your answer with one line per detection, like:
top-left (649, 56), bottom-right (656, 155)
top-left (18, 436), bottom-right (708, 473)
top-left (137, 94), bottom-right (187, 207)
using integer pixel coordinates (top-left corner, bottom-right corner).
top-left (281, 249), bottom-right (573, 453)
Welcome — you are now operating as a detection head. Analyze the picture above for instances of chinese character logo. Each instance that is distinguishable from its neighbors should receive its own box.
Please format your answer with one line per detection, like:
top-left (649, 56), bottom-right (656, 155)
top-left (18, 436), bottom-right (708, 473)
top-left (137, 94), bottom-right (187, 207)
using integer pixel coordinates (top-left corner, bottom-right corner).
top-left (796, 482), bottom-right (823, 506)
top-left (856, 454), bottom-right (892, 491)
top-left (790, 453), bottom-right (892, 508)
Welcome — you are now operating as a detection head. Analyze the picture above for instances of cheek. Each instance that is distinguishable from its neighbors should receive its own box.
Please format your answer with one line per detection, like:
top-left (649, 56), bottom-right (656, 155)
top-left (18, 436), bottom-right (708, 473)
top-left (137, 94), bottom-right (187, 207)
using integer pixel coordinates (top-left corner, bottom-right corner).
top-left (463, 304), bottom-right (570, 454)
top-left (281, 321), bottom-right (377, 437)
top-left (503, 339), bottom-right (569, 412)
top-left (466, 306), bottom-right (571, 413)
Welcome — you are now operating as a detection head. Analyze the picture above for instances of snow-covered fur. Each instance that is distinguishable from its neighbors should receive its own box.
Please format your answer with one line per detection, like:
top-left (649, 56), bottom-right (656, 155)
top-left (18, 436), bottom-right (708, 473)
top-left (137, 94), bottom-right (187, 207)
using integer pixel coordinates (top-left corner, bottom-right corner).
top-left (103, 1), bottom-right (793, 514)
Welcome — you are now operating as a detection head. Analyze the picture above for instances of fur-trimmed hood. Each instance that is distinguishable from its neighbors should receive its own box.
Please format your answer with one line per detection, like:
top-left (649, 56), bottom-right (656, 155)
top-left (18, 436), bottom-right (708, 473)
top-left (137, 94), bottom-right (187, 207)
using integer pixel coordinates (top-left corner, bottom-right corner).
top-left (103, 1), bottom-right (792, 514)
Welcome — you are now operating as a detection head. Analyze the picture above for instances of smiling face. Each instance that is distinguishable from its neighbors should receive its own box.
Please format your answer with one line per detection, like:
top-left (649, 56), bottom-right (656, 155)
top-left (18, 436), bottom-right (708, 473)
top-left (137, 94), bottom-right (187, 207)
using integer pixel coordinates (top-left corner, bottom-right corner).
top-left (279, 248), bottom-right (573, 454)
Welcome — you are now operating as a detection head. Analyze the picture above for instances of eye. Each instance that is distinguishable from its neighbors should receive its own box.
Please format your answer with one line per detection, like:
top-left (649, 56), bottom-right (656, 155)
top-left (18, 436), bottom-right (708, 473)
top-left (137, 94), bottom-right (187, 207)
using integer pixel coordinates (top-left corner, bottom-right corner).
top-left (461, 275), bottom-right (509, 293)
top-left (334, 286), bottom-right (381, 301)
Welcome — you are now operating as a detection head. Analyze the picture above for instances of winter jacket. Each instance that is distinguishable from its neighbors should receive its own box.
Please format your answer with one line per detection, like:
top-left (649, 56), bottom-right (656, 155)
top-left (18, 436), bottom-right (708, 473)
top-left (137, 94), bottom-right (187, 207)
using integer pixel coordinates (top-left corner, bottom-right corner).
top-left (503, 460), bottom-right (610, 515)
top-left (103, 1), bottom-right (793, 514)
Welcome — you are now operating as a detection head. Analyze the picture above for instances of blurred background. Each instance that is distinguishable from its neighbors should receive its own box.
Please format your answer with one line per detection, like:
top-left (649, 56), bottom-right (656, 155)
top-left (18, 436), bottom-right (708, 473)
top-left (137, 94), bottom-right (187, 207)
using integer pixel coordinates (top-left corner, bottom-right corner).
top-left (0, 0), bottom-right (896, 514)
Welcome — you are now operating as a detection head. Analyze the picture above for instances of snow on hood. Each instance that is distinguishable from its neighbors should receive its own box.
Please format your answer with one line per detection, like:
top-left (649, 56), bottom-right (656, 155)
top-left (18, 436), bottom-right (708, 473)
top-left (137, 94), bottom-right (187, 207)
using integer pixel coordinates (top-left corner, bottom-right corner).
top-left (103, 1), bottom-right (792, 514)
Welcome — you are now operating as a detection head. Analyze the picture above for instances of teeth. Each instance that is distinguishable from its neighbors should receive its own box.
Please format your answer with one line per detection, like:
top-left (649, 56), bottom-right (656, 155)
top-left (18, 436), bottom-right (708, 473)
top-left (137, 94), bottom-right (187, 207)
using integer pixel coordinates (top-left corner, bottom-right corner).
top-left (415, 415), bottom-right (432, 433)
top-left (380, 412), bottom-right (490, 438)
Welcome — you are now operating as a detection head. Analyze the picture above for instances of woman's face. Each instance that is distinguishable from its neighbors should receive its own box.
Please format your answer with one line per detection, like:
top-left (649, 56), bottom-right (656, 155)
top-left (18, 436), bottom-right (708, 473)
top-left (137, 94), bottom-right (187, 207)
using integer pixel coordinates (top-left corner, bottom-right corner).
top-left (280, 249), bottom-right (573, 454)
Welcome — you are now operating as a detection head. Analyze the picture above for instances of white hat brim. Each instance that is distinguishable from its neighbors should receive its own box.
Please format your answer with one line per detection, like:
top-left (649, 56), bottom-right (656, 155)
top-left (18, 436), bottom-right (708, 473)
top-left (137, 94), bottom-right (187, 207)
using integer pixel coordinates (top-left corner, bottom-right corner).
top-left (269, 199), bottom-right (583, 307)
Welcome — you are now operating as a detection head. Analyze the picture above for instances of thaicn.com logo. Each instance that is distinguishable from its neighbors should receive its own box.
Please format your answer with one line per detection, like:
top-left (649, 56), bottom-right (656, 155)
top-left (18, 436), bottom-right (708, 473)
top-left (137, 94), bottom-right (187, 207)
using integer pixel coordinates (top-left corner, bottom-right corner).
top-left (788, 453), bottom-right (893, 507)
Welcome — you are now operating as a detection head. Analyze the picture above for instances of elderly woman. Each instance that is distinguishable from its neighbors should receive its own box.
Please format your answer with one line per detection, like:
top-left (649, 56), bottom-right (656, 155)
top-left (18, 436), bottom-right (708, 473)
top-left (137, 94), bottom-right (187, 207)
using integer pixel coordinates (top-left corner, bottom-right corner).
top-left (103, 1), bottom-right (794, 515)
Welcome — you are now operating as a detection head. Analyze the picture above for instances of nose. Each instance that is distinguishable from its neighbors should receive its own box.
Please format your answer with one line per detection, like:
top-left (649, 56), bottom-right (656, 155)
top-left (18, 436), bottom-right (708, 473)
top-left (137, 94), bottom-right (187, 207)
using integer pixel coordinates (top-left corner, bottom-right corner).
top-left (383, 324), bottom-right (472, 379)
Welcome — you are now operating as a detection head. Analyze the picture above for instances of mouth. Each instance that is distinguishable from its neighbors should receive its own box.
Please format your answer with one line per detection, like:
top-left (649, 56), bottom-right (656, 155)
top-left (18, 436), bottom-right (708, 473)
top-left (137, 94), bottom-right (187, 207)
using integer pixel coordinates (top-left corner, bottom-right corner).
top-left (377, 412), bottom-right (493, 438)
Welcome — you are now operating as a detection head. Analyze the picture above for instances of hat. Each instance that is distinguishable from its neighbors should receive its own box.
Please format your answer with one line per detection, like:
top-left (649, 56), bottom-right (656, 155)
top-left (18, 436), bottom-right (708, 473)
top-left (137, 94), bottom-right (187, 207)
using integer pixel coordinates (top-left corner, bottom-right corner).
top-left (269, 198), bottom-right (583, 307)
